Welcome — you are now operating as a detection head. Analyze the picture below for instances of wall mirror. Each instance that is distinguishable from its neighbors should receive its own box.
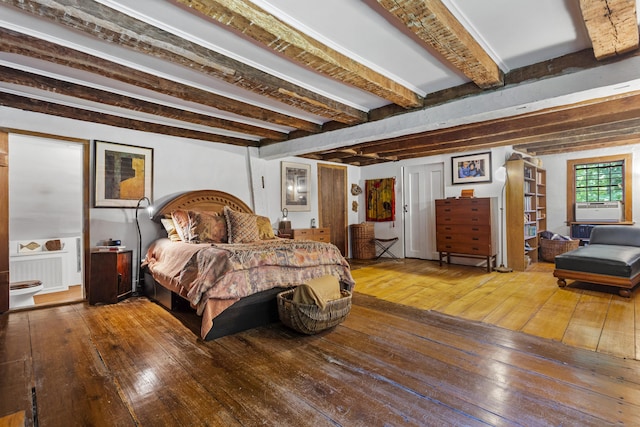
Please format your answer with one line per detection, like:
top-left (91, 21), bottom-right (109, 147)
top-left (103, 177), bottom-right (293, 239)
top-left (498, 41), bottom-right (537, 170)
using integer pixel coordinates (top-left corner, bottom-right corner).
top-left (281, 161), bottom-right (311, 211)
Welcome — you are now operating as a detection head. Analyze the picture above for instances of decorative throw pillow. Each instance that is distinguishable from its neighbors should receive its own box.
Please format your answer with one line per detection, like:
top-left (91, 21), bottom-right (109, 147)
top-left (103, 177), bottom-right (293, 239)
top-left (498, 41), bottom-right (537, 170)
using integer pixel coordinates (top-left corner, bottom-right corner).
top-left (171, 209), bottom-right (228, 243)
top-left (256, 215), bottom-right (276, 240)
top-left (171, 209), bottom-right (192, 242)
top-left (191, 210), bottom-right (228, 243)
top-left (224, 206), bottom-right (260, 243)
top-left (160, 217), bottom-right (182, 242)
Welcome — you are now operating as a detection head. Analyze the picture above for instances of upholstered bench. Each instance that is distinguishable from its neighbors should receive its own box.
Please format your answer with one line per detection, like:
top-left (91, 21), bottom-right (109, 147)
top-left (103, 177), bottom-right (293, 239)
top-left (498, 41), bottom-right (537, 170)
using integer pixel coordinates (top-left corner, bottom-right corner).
top-left (553, 225), bottom-right (640, 297)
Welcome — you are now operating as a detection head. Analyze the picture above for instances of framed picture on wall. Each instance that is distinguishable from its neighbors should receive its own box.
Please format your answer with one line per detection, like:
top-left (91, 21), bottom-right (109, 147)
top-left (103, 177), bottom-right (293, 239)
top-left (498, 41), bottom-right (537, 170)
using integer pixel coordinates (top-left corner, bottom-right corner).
top-left (94, 140), bottom-right (153, 208)
top-left (281, 161), bottom-right (311, 211)
top-left (451, 152), bottom-right (492, 185)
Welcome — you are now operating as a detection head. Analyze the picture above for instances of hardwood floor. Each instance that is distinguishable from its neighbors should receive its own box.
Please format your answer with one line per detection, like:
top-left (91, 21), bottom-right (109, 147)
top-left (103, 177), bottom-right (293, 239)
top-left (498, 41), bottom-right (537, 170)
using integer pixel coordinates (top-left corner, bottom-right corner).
top-left (352, 258), bottom-right (640, 360)
top-left (32, 284), bottom-right (83, 307)
top-left (2, 293), bottom-right (640, 426)
top-left (2, 259), bottom-right (640, 425)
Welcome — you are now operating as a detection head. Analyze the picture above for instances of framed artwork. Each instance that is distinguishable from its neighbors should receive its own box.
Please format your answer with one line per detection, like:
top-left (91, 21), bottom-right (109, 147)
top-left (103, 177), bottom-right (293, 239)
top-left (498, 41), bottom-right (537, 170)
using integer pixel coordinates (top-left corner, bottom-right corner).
top-left (94, 140), bottom-right (153, 208)
top-left (451, 152), bottom-right (492, 185)
top-left (281, 161), bottom-right (311, 211)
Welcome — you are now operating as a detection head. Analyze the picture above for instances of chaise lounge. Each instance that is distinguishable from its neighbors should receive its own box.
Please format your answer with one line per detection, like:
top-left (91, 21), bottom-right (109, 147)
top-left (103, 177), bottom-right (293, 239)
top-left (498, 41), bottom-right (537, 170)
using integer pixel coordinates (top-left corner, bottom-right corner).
top-left (553, 225), bottom-right (640, 297)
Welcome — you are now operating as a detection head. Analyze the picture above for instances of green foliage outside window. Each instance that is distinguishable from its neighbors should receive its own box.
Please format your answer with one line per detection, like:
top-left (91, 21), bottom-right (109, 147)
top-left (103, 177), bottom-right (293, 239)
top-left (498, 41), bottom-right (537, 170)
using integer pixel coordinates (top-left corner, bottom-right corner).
top-left (575, 161), bottom-right (624, 202)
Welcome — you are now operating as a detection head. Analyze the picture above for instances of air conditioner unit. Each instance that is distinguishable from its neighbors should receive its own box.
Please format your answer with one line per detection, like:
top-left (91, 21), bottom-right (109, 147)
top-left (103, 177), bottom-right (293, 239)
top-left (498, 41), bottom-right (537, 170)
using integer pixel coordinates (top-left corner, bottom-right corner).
top-left (575, 201), bottom-right (622, 222)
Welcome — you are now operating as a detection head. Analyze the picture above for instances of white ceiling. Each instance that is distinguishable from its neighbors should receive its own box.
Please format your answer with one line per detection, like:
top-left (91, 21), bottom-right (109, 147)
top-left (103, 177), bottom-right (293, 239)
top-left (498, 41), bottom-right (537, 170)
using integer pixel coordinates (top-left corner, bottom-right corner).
top-left (0, 0), bottom-right (638, 164)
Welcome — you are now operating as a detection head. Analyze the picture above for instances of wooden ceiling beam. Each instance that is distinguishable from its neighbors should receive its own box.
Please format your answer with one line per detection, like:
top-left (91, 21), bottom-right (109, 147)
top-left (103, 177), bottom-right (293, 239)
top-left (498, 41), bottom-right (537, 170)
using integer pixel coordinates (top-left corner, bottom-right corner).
top-left (0, 93), bottom-right (257, 146)
top-left (0, 66), bottom-right (285, 141)
top-left (376, 0), bottom-right (503, 89)
top-left (173, 0), bottom-right (422, 109)
top-left (4, 0), bottom-right (368, 124)
top-left (519, 135), bottom-right (640, 155)
top-left (337, 91), bottom-right (640, 158)
top-left (0, 27), bottom-right (320, 133)
top-left (579, 0), bottom-right (639, 60)
top-left (506, 116), bottom-right (640, 149)
top-left (389, 117), bottom-right (640, 159)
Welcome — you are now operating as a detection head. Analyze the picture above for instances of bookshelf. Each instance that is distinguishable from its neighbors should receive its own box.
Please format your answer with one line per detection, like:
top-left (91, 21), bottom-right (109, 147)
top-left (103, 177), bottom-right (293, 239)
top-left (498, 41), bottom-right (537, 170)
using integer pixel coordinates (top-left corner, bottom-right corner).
top-left (506, 159), bottom-right (547, 271)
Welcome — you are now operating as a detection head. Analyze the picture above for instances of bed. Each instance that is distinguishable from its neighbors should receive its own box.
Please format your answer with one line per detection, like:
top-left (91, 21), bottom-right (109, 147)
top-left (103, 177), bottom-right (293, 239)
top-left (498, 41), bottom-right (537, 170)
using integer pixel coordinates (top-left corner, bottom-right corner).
top-left (142, 189), bottom-right (355, 340)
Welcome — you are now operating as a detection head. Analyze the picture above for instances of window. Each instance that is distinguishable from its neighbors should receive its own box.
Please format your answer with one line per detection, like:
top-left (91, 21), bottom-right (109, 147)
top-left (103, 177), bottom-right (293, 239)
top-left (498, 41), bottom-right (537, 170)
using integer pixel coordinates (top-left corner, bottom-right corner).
top-left (567, 154), bottom-right (632, 222)
top-left (574, 161), bottom-right (623, 202)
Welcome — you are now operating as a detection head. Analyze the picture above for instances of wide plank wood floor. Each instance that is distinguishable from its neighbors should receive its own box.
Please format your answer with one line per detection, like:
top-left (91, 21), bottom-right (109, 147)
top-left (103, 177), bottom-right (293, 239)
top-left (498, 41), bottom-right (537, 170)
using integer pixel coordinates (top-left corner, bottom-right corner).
top-left (351, 258), bottom-right (640, 360)
top-left (2, 259), bottom-right (640, 425)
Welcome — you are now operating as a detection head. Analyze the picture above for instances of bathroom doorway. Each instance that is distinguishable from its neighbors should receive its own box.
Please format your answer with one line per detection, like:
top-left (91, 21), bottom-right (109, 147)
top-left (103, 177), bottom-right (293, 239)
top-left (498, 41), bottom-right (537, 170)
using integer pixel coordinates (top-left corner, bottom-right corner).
top-left (8, 134), bottom-right (87, 308)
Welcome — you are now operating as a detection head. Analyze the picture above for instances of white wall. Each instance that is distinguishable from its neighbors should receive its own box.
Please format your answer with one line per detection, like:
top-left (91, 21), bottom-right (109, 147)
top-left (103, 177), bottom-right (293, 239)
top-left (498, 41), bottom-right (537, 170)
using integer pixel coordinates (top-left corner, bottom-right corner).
top-left (4, 105), bottom-right (640, 273)
top-left (539, 143), bottom-right (640, 236)
top-left (9, 135), bottom-right (83, 240)
top-left (359, 146), bottom-right (512, 263)
top-left (0, 107), bottom-right (359, 288)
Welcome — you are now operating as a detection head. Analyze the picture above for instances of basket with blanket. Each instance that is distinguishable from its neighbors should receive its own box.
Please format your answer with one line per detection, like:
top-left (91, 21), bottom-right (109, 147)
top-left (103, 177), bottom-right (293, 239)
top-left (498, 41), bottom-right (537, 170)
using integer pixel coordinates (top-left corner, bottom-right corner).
top-left (277, 275), bottom-right (352, 334)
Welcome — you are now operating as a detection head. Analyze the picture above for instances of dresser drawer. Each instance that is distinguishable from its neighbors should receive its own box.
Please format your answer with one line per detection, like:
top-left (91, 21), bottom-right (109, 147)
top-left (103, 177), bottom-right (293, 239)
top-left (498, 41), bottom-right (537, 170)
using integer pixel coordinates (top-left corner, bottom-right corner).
top-left (292, 227), bottom-right (331, 243)
top-left (436, 224), bottom-right (490, 237)
top-left (436, 241), bottom-right (492, 256)
top-left (293, 229), bottom-right (313, 238)
top-left (435, 209), bottom-right (489, 225)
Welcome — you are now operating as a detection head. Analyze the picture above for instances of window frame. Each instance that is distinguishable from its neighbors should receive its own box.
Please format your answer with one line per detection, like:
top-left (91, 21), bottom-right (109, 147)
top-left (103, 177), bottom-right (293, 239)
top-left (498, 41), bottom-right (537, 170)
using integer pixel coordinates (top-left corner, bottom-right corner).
top-left (566, 153), bottom-right (632, 223)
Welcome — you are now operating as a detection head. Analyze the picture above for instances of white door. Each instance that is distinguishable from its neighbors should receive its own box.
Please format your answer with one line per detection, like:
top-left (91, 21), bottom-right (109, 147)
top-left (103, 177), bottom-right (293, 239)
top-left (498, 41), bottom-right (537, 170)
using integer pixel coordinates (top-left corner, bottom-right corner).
top-left (403, 163), bottom-right (444, 259)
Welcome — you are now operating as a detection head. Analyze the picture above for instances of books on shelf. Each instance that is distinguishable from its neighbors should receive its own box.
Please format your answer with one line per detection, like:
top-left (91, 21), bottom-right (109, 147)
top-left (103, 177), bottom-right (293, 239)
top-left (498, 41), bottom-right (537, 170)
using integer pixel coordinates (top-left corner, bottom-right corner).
top-left (524, 224), bottom-right (537, 237)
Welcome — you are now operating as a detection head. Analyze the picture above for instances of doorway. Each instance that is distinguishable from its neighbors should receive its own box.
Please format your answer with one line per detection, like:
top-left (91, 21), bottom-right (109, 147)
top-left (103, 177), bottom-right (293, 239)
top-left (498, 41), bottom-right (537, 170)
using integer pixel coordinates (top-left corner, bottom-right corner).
top-left (317, 163), bottom-right (348, 255)
top-left (403, 163), bottom-right (444, 259)
top-left (8, 134), bottom-right (87, 308)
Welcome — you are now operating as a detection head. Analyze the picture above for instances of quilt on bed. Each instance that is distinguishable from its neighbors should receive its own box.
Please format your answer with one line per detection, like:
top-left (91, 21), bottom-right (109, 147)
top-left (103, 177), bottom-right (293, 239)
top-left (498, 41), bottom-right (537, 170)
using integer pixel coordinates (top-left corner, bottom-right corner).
top-left (145, 237), bottom-right (355, 338)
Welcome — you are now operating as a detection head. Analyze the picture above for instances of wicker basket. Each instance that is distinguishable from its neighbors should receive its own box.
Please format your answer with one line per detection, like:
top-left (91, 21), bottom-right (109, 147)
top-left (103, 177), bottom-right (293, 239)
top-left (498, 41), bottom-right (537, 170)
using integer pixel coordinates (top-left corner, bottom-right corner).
top-left (350, 223), bottom-right (375, 259)
top-left (277, 288), bottom-right (352, 334)
top-left (539, 238), bottom-right (580, 262)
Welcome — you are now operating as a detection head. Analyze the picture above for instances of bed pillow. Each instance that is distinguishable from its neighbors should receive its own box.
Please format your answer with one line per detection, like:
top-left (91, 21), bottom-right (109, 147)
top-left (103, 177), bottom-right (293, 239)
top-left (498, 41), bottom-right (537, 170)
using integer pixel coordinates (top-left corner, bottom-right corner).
top-left (171, 209), bottom-right (228, 243)
top-left (224, 206), bottom-right (260, 243)
top-left (160, 217), bottom-right (182, 242)
top-left (256, 215), bottom-right (276, 240)
top-left (171, 209), bottom-right (191, 242)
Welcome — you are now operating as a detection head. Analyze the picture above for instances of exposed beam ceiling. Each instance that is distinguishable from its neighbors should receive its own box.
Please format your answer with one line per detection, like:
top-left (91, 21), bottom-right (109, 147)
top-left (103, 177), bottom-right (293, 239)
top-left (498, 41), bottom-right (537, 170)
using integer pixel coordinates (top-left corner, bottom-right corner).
top-left (0, 0), bottom-right (638, 165)
top-left (375, 0), bottom-right (503, 89)
top-left (580, 0), bottom-right (639, 60)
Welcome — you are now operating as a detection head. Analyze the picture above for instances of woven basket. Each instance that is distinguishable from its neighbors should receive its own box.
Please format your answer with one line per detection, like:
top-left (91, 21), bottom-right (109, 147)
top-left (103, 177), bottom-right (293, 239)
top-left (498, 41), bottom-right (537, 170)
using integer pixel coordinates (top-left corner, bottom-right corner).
top-left (540, 238), bottom-right (580, 262)
top-left (277, 288), bottom-right (352, 334)
top-left (350, 223), bottom-right (375, 259)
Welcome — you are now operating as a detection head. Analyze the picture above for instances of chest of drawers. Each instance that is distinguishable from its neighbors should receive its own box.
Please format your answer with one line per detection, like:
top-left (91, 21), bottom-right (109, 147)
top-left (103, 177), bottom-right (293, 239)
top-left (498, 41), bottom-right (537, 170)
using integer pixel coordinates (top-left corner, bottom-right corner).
top-left (292, 227), bottom-right (331, 243)
top-left (435, 198), bottom-right (497, 272)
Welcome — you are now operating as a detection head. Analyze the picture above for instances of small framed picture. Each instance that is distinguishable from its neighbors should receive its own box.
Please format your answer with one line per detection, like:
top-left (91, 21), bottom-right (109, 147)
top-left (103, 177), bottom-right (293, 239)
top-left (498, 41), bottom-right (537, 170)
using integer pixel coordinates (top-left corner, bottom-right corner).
top-left (281, 161), bottom-right (311, 211)
top-left (94, 140), bottom-right (153, 208)
top-left (451, 152), bottom-right (492, 185)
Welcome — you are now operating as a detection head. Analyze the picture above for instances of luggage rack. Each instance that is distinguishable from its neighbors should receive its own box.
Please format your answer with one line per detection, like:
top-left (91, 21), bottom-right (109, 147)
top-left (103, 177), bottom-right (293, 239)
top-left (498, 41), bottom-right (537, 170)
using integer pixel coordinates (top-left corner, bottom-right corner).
top-left (374, 237), bottom-right (399, 260)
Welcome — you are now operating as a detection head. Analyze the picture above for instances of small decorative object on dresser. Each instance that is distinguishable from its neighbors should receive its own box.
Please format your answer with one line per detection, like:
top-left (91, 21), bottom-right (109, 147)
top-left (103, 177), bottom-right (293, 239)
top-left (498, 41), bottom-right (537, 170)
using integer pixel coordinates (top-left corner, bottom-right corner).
top-left (435, 197), bottom-right (498, 272)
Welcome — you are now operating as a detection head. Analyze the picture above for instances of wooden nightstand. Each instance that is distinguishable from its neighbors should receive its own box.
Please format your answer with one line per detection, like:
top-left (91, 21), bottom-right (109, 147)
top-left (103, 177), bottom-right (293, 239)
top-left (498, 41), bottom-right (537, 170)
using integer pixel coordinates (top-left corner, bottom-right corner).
top-left (89, 250), bottom-right (132, 304)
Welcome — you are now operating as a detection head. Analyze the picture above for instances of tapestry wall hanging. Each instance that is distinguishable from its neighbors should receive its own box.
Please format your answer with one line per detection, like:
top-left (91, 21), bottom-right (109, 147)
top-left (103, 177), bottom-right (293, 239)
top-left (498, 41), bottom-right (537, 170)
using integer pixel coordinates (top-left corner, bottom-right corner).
top-left (365, 177), bottom-right (395, 222)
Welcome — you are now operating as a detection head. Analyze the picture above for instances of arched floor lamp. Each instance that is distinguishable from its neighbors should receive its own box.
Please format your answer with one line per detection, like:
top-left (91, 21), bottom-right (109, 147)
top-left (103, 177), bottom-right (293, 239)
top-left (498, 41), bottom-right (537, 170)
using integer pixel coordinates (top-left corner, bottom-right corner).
top-left (135, 196), bottom-right (154, 295)
top-left (494, 166), bottom-right (512, 273)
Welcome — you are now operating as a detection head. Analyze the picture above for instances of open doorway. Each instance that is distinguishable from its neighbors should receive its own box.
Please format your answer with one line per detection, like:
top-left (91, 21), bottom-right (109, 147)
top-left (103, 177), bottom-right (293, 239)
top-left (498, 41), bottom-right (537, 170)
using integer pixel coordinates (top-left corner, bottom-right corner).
top-left (8, 134), bottom-right (85, 308)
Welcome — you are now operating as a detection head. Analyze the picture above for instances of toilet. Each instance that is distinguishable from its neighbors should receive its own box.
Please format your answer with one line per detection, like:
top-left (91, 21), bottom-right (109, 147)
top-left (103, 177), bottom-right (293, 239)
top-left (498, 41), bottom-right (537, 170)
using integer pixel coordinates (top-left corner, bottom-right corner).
top-left (9, 280), bottom-right (44, 308)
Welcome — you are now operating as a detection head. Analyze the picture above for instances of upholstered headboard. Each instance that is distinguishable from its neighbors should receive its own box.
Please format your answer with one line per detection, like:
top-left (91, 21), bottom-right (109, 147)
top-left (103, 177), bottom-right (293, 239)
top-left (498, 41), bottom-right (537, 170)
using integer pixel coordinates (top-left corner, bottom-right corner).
top-left (152, 189), bottom-right (253, 221)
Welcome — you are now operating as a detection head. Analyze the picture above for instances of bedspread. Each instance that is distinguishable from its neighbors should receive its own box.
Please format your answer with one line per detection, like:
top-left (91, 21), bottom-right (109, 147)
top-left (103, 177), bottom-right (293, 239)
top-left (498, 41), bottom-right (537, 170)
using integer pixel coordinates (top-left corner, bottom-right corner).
top-left (145, 237), bottom-right (355, 338)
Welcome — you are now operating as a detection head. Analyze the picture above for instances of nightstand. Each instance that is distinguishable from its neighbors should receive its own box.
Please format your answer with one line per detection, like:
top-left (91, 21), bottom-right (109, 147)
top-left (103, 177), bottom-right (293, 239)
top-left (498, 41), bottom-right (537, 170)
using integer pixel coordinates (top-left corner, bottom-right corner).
top-left (89, 250), bottom-right (132, 304)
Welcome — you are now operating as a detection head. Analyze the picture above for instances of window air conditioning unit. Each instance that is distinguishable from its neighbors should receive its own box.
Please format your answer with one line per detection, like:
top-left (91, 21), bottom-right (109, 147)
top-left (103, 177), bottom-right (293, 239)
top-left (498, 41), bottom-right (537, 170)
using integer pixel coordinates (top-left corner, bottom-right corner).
top-left (575, 201), bottom-right (622, 222)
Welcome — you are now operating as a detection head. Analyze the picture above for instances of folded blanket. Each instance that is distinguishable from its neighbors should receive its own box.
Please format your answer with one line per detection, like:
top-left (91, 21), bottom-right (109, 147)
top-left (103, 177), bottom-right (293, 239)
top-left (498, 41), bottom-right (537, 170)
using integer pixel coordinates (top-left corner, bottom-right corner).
top-left (293, 275), bottom-right (341, 309)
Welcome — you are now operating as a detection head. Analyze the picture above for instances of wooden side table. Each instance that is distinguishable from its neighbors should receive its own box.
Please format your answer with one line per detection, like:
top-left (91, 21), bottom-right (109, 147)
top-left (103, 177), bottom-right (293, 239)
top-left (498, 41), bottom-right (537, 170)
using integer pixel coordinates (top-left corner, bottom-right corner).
top-left (89, 250), bottom-right (132, 304)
